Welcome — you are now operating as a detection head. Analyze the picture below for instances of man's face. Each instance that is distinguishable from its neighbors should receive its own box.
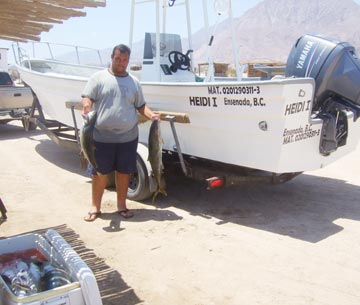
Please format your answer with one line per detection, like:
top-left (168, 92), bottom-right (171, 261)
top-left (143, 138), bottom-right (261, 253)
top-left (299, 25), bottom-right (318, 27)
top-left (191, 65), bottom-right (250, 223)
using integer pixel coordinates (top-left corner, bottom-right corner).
top-left (111, 50), bottom-right (129, 75)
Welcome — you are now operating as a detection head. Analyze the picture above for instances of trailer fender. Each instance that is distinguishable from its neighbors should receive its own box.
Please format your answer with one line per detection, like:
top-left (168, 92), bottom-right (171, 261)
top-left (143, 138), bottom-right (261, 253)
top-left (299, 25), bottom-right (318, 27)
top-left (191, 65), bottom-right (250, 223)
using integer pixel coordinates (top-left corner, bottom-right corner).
top-left (137, 142), bottom-right (157, 193)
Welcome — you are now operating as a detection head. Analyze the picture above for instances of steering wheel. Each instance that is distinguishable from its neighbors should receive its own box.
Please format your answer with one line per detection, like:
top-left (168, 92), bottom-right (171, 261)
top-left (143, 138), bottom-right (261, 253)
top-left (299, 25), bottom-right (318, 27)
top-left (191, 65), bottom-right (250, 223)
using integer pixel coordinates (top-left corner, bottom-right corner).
top-left (168, 50), bottom-right (193, 73)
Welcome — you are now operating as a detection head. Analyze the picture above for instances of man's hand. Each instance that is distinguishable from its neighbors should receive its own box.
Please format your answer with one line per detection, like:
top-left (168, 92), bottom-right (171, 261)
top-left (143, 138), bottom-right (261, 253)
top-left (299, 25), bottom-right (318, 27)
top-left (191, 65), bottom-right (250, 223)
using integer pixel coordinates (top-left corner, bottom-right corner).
top-left (82, 97), bottom-right (93, 117)
top-left (151, 113), bottom-right (161, 121)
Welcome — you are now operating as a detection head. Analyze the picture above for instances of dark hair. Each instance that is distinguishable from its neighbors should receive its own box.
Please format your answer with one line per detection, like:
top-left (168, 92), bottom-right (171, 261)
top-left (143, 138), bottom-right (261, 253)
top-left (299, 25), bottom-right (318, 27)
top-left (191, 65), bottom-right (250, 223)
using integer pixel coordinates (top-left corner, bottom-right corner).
top-left (111, 44), bottom-right (131, 57)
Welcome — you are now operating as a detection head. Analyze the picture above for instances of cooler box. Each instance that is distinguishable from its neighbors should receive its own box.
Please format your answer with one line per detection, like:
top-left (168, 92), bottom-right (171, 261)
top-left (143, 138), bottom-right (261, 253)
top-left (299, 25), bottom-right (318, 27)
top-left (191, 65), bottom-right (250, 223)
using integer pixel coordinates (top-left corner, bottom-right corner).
top-left (0, 229), bottom-right (102, 305)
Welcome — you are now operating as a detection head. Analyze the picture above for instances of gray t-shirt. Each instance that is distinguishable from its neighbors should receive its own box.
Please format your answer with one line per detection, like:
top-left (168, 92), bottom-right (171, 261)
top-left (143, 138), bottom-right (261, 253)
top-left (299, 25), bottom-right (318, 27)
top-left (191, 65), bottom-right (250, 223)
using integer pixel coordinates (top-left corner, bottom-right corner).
top-left (82, 69), bottom-right (145, 143)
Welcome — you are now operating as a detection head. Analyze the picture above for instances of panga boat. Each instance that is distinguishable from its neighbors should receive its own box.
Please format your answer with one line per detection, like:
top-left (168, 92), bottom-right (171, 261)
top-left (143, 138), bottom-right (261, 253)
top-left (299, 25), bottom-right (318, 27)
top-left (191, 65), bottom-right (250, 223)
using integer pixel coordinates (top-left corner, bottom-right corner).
top-left (12, 0), bottom-right (360, 198)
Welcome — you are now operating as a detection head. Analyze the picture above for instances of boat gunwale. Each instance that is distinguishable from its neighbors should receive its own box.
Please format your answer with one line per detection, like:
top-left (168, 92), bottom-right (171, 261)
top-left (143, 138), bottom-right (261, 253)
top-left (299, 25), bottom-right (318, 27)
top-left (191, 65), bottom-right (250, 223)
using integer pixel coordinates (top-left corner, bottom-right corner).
top-left (17, 59), bottom-right (316, 88)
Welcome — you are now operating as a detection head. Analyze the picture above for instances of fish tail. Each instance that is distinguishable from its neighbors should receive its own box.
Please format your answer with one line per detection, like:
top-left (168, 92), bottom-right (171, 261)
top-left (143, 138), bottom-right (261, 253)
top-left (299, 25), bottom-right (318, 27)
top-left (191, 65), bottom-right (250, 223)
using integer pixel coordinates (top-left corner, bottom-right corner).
top-left (151, 191), bottom-right (159, 204)
top-left (151, 187), bottom-right (167, 204)
top-left (159, 187), bottom-right (167, 196)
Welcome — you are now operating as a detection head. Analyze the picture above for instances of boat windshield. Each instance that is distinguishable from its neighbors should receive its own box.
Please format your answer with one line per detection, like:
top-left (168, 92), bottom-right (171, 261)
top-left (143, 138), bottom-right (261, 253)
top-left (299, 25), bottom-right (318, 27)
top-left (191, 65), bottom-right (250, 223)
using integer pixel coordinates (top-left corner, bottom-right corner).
top-left (143, 33), bottom-right (183, 59)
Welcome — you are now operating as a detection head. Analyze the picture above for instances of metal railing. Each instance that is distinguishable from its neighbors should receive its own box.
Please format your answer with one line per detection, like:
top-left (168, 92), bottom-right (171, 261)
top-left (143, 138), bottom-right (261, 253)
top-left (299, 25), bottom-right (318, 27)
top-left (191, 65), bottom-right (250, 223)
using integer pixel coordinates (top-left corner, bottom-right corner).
top-left (12, 41), bottom-right (106, 67)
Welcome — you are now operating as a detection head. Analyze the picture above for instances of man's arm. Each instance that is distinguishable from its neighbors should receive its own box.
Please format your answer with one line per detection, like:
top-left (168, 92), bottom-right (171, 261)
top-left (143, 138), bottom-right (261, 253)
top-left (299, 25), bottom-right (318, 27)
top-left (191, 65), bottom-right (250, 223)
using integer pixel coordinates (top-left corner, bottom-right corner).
top-left (138, 104), bottom-right (160, 121)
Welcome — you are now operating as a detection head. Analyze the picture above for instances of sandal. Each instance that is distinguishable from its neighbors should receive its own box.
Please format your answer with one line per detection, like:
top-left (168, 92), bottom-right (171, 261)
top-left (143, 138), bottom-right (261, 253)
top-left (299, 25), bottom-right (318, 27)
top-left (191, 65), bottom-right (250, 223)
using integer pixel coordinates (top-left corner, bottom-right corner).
top-left (84, 211), bottom-right (101, 222)
top-left (118, 209), bottom-right (134, 219)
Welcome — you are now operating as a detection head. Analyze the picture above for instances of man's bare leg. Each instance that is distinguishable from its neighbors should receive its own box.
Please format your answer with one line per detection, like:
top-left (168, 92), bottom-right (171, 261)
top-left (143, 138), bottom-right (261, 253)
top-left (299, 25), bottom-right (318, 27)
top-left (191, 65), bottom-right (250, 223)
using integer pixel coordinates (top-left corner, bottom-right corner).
top-left (115, 171), bottom-right (133, 218)
top-left (84, 174), bottom-right (108, 221)
top-left (92, 174), bottom-right (108, 210)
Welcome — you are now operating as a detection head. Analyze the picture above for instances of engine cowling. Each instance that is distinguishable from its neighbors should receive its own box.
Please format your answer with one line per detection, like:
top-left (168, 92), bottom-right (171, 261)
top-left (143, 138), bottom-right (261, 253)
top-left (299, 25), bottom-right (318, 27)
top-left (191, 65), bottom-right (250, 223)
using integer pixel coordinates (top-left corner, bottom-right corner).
top-left (286, 34), bottom-right (360, 155)
top-left (286, 34), bottom-right (360, 108)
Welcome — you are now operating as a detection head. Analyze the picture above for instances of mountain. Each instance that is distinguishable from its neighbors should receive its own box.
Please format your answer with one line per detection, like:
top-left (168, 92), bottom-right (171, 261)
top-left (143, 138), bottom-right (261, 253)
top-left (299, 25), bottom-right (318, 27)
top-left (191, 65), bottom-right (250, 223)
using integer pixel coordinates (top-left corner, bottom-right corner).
top-left (192, 0), bottom-right (360, 64)
top-left (60, 0), bottom-right (360, 67)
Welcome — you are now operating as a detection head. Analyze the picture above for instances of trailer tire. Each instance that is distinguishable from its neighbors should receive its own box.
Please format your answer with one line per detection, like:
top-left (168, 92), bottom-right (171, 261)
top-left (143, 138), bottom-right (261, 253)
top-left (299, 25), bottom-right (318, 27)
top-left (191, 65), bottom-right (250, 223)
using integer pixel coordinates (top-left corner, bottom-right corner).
top-left (127, 155), bottom-right (152, 201)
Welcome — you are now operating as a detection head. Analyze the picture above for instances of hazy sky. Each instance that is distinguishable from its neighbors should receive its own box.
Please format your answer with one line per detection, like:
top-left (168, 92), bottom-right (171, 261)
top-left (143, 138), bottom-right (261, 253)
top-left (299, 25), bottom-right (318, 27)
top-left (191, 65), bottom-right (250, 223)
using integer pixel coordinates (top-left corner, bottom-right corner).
top-left (38, 0), bottom-right (262, 46)
top-left (2, 0), bottom-right (360, 63)
top-left (1, 0), bottom-right (262, 62)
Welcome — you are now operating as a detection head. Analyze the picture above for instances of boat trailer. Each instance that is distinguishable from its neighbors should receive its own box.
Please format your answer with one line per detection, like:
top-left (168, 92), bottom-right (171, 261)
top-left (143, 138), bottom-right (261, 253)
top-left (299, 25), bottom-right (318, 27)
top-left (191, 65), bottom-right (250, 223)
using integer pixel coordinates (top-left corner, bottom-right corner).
top-left (27, 96), bottom-right (301, 199)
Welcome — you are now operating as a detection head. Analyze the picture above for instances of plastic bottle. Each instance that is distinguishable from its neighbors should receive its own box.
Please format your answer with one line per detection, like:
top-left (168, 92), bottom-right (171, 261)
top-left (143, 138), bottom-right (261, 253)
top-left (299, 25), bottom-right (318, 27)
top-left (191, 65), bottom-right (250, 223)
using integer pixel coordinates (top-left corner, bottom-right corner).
top-left (28, 262), bottom-right (41, 290)
top-left (42, 263), bottom-right (71, 290)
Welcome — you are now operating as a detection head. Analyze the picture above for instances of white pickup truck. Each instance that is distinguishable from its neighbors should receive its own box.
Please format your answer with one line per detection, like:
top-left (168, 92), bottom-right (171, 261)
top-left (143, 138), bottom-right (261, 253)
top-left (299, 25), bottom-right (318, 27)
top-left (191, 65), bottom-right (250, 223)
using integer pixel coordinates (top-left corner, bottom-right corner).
top-left (0, 70), bottom-right (35, 129)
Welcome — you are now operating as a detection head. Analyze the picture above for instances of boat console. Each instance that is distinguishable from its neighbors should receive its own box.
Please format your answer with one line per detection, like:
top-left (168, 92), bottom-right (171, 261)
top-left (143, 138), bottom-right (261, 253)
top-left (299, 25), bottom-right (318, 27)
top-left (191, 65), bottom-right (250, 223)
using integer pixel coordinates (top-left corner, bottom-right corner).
top-left (139, 32), bottom-right (196, 82)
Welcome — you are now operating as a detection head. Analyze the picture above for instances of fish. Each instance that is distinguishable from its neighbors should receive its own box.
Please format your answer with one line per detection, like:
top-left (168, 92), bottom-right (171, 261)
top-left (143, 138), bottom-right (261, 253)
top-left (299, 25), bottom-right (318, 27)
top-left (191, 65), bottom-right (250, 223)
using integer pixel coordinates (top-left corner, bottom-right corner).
top-left (148, 119), bottom-right (167, 203)
top-left (80, 111), bottom-right (100, 174)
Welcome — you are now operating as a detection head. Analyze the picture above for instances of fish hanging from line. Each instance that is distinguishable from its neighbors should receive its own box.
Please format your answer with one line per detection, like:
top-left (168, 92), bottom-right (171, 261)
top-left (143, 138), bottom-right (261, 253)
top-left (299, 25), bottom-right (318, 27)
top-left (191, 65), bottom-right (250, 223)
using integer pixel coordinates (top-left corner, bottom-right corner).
top-left (80, 111), bottom-right (100, 174)
top-left (148, 119), bottom-right (167, 203)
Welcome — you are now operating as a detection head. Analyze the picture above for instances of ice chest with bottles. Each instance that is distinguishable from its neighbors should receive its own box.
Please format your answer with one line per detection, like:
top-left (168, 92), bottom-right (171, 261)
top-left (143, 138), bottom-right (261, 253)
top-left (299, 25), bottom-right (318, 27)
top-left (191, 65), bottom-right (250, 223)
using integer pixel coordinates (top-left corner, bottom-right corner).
top-left (0, 229), bottom-right (102, 305)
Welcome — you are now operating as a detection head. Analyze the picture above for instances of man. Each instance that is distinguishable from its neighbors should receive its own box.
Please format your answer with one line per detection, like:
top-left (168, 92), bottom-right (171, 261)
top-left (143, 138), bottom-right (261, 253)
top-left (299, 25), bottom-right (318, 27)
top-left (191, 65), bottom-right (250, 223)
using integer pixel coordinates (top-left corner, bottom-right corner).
top-left (82, 44), bottom-right (159, 222)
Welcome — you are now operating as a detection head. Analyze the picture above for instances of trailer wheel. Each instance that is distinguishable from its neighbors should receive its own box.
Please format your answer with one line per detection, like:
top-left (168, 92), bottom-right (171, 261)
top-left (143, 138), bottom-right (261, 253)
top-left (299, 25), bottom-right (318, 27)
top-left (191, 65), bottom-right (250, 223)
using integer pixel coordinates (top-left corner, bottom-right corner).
top-left (127, 155), bottom-right (152, 201)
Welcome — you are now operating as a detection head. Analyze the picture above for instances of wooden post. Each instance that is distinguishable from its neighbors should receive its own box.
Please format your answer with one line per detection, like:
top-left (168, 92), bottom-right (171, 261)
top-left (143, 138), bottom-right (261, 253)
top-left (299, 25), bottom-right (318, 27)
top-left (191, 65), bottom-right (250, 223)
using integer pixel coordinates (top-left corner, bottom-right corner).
top-left (0, 197), bottom-right (7, 219)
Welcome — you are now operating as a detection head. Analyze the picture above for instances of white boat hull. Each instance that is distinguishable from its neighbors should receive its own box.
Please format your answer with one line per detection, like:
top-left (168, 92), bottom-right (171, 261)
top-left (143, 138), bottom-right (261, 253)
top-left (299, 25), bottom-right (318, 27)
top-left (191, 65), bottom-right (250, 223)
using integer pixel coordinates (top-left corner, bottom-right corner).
top-left (139, 80), bottom-right (360, 173)
top-left (17, 65), bottom-right (89, 127)
top-left (16, 63), bottom-right (360, 173)
top-left (18, 67), bottom-right (87, 127)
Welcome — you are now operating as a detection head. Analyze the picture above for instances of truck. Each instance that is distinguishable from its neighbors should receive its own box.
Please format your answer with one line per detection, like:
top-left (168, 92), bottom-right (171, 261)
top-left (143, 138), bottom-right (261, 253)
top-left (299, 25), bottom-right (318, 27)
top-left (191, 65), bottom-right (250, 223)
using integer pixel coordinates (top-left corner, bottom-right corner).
top-left (0, 69), bottom-right (35, 130)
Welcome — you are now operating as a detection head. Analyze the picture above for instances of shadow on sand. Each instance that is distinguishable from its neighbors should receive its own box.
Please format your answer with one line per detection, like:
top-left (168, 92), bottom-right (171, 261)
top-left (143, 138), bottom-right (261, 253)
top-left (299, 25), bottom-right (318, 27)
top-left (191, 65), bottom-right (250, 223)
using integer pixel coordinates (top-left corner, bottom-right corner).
top-left (0, 122), bottom-right (85, 177)
top-left (0, 121), bottom-right (43, 141)
top-left (16, 132), bottom-right (360, 244)
top-left (151, 172), bottom-right (360, 243)
top-left (99, 208), bottom-right (183, 233)
top-left (34, 139), bottom-right (87, 177)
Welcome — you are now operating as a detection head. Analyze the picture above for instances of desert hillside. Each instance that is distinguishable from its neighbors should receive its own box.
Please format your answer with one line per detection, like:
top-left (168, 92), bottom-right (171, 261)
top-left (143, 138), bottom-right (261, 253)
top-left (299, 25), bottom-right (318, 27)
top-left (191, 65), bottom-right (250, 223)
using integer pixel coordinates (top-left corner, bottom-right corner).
top-left (192, 0), bottom-right (360, 64)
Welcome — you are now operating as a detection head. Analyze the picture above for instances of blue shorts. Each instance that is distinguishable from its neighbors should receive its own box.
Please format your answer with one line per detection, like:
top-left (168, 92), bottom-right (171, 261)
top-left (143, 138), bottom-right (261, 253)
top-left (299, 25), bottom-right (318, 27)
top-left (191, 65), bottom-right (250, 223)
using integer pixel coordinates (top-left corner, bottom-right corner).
top-left (91, 138), bottom-right (138, 175)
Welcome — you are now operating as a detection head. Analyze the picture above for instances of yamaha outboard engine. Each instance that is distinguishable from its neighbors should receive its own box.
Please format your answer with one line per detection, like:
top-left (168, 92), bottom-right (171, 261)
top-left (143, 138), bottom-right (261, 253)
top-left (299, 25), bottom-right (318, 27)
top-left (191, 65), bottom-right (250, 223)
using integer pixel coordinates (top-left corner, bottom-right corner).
top-left (286, 34), bottom-right (360, 155)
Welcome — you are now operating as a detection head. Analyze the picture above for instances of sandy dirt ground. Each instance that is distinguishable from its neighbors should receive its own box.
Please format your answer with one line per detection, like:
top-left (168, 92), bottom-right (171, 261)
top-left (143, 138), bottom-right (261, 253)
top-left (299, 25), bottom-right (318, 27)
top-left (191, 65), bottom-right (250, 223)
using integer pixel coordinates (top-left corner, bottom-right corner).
top-left (1, 119), bottom-right (360, 305)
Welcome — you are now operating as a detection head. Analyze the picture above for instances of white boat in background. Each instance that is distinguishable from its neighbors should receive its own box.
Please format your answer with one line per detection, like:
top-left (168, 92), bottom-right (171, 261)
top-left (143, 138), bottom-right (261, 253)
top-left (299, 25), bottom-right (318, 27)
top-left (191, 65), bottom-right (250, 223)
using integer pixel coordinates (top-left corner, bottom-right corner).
top-left (12, 0), bottom-right (360, 194)
top-left (14, 47), bottom-right (104, 128)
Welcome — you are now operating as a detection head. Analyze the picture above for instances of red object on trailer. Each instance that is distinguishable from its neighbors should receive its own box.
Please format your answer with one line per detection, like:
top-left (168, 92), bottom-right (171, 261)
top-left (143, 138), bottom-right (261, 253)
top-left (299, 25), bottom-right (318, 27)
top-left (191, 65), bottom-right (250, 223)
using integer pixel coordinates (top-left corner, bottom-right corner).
top-left (206, 177), bottom-right (225, 190)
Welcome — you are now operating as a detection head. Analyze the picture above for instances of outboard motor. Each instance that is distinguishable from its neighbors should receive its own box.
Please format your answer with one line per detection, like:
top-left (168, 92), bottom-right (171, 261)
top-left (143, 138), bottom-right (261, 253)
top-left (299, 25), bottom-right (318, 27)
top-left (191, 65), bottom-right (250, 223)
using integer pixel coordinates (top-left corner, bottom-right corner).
top-left (286, 34), bottom-right (360, 155)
